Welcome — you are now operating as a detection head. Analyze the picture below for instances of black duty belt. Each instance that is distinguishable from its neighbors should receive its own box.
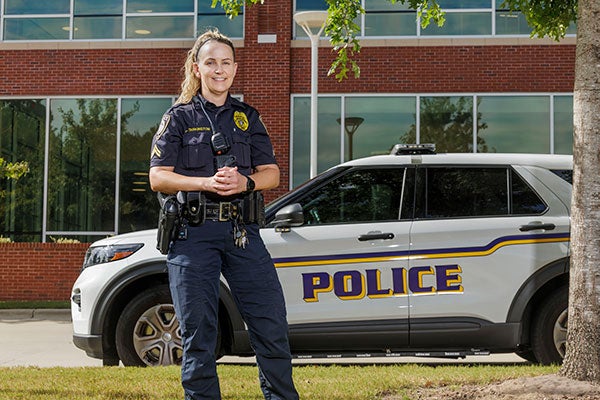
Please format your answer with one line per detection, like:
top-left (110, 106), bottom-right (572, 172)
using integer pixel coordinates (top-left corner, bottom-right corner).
top-left (204, 202), bottom-right (241, 222)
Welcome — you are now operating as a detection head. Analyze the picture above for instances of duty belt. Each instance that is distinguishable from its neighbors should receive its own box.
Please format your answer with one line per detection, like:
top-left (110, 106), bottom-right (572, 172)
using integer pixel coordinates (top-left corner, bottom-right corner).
top-left (205, 202), bottom-right (240, 222)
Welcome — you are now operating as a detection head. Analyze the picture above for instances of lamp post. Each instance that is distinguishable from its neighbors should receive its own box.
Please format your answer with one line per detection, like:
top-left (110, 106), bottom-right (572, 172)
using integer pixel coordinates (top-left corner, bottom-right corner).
top-left (337, 117), bottom-right (364, 160)
top-left (294, 10), bottom-right (328, 178)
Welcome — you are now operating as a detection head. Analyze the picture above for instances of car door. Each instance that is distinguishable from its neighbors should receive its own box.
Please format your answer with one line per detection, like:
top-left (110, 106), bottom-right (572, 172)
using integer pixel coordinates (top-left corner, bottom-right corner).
top-left (261, 166), bottom-right (413, 352)
top-left (406, 165), bottom-right (570, 349)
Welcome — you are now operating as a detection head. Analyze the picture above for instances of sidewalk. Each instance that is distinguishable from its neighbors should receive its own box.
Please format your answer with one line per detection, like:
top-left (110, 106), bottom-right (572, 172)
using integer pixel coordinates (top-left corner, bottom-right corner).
top-left (0, 308), bottom-right (71, 322)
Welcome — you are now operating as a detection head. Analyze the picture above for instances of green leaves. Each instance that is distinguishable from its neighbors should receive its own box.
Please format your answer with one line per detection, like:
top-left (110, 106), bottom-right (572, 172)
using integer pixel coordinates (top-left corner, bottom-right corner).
top-left (0, 158), bottom-right (28, 180)
top-left (213, 0), bottom-right (577, 80)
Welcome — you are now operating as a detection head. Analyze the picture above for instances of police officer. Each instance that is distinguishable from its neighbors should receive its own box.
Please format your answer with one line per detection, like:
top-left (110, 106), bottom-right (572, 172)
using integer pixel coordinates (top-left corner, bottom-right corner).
top-left (149, 29), bottom-right (299, 400)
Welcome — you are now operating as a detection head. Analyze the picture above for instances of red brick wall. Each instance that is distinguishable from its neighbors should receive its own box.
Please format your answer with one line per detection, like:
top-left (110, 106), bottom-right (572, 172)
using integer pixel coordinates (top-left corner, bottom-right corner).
top-left (0, 243), bottom-right (89, 301)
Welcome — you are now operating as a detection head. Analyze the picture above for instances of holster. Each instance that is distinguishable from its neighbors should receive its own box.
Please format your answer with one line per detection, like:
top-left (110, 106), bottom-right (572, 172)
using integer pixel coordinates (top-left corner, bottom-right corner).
top-left (156, 192), bottom-right (181, 255)
top-left (242, 191), bottom-right (266, 227)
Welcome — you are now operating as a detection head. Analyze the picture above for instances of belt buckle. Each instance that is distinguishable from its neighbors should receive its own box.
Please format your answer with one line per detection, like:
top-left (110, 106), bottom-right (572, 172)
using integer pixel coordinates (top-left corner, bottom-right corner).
top-left (219, 202), bottom-right (231, 221)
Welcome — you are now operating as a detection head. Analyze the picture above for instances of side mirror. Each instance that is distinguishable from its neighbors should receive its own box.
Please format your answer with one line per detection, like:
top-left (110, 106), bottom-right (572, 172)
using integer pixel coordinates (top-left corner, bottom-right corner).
top-left (273, 203), bottom-right (304, 232)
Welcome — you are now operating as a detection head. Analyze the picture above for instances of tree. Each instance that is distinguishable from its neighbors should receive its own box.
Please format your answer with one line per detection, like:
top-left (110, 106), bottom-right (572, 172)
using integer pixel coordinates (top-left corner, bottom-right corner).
top-left (215, 0), bottom-right (597, 383)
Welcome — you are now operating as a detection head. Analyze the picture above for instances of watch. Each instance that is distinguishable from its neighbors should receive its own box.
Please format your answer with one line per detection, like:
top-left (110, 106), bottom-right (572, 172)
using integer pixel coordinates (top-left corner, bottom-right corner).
top-left (244, 176), bottom-right (255, 193)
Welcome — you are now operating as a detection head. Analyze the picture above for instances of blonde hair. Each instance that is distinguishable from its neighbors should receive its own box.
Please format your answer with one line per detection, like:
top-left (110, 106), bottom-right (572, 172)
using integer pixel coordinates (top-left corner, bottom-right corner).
top-left (175, 29), bottom-right (236, 105)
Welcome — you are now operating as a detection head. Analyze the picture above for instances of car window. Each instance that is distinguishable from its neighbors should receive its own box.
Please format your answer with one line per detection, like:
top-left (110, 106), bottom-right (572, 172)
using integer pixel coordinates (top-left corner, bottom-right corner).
top-left (298, 168), bottom-right (406, 225)
top-left (414, 166), bottom-right (546, 219)
top-left (551, 169), bottom-right (573, 184)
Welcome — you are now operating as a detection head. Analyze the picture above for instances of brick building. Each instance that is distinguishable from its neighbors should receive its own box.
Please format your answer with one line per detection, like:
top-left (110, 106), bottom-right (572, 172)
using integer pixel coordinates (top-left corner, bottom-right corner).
top-left (0, 0), bottom-right (575, 244)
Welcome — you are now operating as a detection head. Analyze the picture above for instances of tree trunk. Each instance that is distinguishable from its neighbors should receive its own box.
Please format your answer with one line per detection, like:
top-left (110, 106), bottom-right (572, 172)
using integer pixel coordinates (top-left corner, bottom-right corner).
top-left (560, 0), bottom-right (600, 382)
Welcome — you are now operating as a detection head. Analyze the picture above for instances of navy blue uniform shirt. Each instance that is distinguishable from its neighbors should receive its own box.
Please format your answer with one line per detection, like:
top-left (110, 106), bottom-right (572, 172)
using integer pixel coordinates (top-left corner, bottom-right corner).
top-left (150, 94), bottom-right (276, 179)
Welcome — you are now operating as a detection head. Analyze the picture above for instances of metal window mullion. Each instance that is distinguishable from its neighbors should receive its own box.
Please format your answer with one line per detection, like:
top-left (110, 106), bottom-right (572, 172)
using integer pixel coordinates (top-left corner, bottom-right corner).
top-left (550, 94), bottom-right (555, 154)
top-left (114, 98), bottom-right (122, 235)
top-left (340, 95), bottom-right (346, 163)
top-left (415, 95), bottom-right (420, 143)
top-left (473, 94), bottom-right (478, 153)
top-left (42, 98), bottom-right (51, 242)
top-left (122, 0), bottom-right (127, 39)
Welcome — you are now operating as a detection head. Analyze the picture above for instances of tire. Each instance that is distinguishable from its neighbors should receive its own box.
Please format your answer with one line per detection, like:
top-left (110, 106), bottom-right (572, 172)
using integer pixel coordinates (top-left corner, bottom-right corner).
top-left (531, 286), bottom-right (568, 365)
top-left (115, 285), bottom-right (183, 366)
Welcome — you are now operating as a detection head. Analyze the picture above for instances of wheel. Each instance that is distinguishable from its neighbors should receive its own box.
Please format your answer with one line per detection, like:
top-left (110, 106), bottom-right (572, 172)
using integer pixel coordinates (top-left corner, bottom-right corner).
top-left (531, 286), bottom-right (568, 365)
top-left (515, 349), bottom-right (538, 363)
top-left (115, 285), bottom-right (183, 366)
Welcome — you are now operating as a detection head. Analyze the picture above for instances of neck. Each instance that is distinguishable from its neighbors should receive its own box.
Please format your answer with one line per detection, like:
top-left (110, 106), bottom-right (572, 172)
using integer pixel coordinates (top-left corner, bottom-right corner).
top-left (202, 91), bottom-right (227, 107)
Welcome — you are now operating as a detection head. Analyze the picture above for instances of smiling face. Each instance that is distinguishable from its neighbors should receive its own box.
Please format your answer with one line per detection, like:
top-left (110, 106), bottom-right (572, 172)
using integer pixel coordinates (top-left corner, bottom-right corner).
top-left (193, 40), bottom-right (238, 106)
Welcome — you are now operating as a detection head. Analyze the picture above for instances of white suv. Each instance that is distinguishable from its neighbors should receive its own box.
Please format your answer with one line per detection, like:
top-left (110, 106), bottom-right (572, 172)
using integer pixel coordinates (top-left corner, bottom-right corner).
top-left (71, 146), bottom-right (573, 367)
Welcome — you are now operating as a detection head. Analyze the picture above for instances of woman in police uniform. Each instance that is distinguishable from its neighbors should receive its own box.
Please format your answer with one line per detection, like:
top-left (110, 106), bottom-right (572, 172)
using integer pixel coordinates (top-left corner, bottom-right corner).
top-left (149, 29), bottom-right (299, 400)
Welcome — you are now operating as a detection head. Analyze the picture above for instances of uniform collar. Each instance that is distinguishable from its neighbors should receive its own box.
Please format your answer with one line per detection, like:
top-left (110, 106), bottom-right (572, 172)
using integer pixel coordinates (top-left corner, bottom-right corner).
top-left (193, 93), bottom-right (233, 111)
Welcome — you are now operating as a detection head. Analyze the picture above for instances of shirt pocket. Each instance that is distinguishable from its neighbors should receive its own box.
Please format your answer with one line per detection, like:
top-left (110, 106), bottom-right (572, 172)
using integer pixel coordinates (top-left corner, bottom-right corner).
top-left (182, 131), bottom-right (212, 170)
top-left (231, 131), bottom-right (251, 170)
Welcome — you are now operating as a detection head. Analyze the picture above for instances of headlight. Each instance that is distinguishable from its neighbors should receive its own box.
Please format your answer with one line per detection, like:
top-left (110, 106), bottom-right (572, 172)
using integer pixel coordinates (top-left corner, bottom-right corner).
top-left (82, 243), bottom-right (144, 270)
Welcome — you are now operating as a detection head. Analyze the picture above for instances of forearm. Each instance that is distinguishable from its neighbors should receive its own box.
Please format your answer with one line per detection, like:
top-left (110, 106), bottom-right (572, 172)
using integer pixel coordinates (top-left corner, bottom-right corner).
top-left (249, 164), bottom-right (280, 191)
top-left (149, 167), bottom-right (210, 194)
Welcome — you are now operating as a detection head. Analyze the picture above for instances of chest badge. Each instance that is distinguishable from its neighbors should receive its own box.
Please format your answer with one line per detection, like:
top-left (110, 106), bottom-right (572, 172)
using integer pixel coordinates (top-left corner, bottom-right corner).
top-left (234, 111), bottom-right (249, 131)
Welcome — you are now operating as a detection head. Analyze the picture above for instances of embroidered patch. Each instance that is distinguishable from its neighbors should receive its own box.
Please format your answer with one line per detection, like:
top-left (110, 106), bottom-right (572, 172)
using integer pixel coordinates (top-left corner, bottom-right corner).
top-left (155, 114), bottom-right (170, 140)
top-left (234, 111), bottom-right (249, 131)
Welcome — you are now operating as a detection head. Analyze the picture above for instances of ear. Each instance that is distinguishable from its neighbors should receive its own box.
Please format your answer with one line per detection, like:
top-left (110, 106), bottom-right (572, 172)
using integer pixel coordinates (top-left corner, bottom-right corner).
top-left (192, 63), bottom-right (201, 78)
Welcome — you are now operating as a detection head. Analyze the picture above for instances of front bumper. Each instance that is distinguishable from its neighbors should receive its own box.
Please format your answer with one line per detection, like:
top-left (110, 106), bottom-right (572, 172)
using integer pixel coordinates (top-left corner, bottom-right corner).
top-left (73, 334), bottom-right (103, 359)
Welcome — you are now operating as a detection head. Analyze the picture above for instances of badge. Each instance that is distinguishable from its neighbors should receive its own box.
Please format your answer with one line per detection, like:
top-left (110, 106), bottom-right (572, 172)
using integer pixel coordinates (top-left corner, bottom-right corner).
top-left (155, 114), bottom-right (170, 140)
top-left (234, 111), bottom-right (249, 131)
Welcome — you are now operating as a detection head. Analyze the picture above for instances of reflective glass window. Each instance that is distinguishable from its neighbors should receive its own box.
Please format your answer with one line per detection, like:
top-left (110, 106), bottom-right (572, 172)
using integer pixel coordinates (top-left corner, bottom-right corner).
top-left (345, 97), bottom-right (415, 160)
top-left (477, 96), bottom-right (550, 153)
top-left (126, 16), bottom-right (194, 38)
top-left (197, 15), bottom-right (243, 38)
top-left (298, 168), bottom-right (405, 225)
top-left (496, 11), bottom-right (531, 35)
top-left (0, 100), bottom-right (46, 242)
top-left (554, 96), bottom-right (573, 155)
top-left (74, 0), bottom-right (122, 15)
top-left (439, 0), bottom-right (492, 8)
top-left (292, 96), bottom-right (341, 187)
top-left (48, 99), bottom-right (117, 233)
top-left (74, 17), bottom-right (122, 39)
top-left (295, 0), bottom-right (328, 11)
top-left (119, 98), bottom-right (173, 233)
top-left (410, 96), bottom-right (476, 153)
top-left (4, 0), bottom-right (70, 14)
top-left (127, 0), bottom-right (194, 13)
top-left (4, 18), bottom-right (70, 40)
top-left (364, 0), bottom-right (415, 36)
top-left (421, 12), bottom-right (491, 35)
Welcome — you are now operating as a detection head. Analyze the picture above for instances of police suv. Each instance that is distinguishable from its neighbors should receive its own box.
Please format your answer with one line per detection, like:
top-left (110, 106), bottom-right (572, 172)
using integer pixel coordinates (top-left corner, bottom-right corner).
top-left (71, 144), bottom-right (573, 366)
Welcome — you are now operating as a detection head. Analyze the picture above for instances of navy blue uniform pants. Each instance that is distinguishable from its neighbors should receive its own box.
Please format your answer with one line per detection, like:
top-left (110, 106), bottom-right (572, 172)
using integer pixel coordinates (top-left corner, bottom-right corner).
top-left (167, 220), bottom-right (299, 400)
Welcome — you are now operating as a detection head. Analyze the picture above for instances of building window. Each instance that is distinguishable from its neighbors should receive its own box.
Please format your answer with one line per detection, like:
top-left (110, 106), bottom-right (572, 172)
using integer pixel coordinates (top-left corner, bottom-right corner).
top-left (477, 95), bottom-right (550, 153)
top-left (291, 93), bottom-right (572, 188)
top-left (197, 1), bottom-right (243, 38)
top-left (47, 99), bottom-right (118, 238)
top-left (119, 98), bottom-right (173, 233)
top-left (2, 0), bottom-right (243, 41)
top-left (554, 95), bottom-right (573, 155)
top-left (73, 0), bottom-right (123, 39)
top-left (0, 100), bottom-right (46, 242)
top-left (294, 0), bottom-right (576, 38)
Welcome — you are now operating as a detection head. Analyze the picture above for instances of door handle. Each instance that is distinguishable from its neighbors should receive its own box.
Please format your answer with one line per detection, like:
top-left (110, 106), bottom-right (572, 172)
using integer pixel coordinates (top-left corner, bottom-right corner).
top-left (519, 223), bottom-right (556, 232)
top-left (358, 232), bottom-right (395, 241)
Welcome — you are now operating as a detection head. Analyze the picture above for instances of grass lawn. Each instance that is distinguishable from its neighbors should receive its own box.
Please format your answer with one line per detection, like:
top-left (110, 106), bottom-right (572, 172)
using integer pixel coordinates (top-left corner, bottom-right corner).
top-left (0, 363), bottom-right (559, 399)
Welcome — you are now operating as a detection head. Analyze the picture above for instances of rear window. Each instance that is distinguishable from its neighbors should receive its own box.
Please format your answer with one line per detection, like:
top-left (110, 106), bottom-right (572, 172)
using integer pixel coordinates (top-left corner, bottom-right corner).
top-left (551, 169), bottom-right (573, 184)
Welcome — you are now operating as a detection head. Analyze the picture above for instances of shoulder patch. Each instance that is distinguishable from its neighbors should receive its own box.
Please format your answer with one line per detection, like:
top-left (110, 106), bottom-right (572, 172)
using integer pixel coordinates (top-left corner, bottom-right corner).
top-left (234, 111), bottom-right (249, 131)
top-left (155, 114), bottom-right (170, 140)
top-left (259, 115), bottom-right (270, 136)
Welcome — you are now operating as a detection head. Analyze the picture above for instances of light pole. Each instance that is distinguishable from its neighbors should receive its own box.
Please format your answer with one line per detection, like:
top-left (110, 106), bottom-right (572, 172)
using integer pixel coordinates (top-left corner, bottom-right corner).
top-left (337, 116), bottom-right (364, 160)
top-left (293, 10), bottom-right (328, 178)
